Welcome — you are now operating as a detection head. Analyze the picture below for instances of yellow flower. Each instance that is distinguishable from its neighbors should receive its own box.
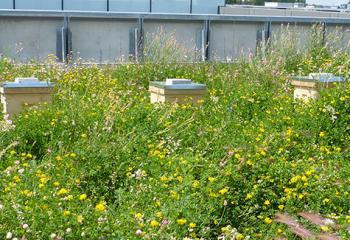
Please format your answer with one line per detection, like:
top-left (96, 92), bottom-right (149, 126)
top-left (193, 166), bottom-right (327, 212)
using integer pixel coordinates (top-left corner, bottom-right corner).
top-left (150, 220), bottom-right (160, 227)
top-left (264, 200), bottom-right (270, 206)
top-left (63, 210), bottom-right (71, 216)
top-left (208, 177), bottom-right (216, 182)
top-left (236, 233), bottom-right (244, 240)
top-left (77, 215), bottom-right (84, 224)
top-left (135, 213), bottom-right (143, 220)
top-left (177, 218), bottom-right (187, 225)
top-left (246, 193), bottom-right (253, 200)
top-left (321, 226), bottom-right (329, 232)
top-left (189, 222), bottom-right (196, 228)
top-left (319, 132), bottom-right (326, 137)
top-left (278, 205), bottom-right (284, 210)
top-left (55, 156), bottom-right (63, 161)
top-left (53, 181), bottom-right (60, 187)
top-left (79, 194), bottom-right (87, 201)
top-left (13, 175), bottom-right (21, 183)
top-left (155, 212), bottom-right (162, 218)
top-left (192, 180), bottom-right (200, 188)
top-left (66, 195), bottom-right (73, 201)
top-left (264, 217), bottom-right (272, 224)
top-left (95, 202), bottom-right (106, 212)
top-left (219, 188), bottom-right (229, 195)
top-left (70, 153), bottom-right (77, 158)
top-left (57, 188), bottom-right (68, 196)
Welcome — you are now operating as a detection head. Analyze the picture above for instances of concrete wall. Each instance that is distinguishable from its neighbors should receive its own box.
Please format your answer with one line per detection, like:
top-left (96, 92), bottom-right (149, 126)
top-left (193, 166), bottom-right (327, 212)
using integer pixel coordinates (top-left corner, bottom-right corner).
top-left (143, 20), bottom-right (204, 61)
top-left (220, 6), bottom-right (350, 18)
top-left (270, 23), bottom-right (313, 49)
top-left (326, 25), bottom-right (350, 50)
top-left (210, 22), bottom-right (261, 61)
top-left (70, 18), bottom-right (137, 63)
top-left (0, 17), bottom-right (62, 61)
top-left (0, 11), bottom-right (349, 63)
top-left (0, 1), bottom-right (13, 9)
top-left (15, 0), bottom-right (62, 10)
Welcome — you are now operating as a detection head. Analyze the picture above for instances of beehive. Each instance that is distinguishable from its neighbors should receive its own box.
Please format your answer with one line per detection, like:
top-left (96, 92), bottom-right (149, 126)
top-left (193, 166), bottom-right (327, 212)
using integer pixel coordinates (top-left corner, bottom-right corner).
top-left (149, 79), bottom-right (207, 105)
top-left (0, 78), bottom-right (54, 117)
top-left (292, 73), bottom-right (344, 101)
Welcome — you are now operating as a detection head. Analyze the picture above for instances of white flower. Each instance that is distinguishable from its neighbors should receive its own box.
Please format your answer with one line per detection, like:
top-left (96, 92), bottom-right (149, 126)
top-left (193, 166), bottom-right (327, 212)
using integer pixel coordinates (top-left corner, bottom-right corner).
top-left (66, 228), bottom-right (72, 233)
top-left (135, 229), bottom-right (143, 236)
top-left (22, 224), bottom-right (29, 229)
top-left (18, 169), bottom-right (25, 174)
top-left (6, 232), bottom-right (12, 239)
top-left (50, 233), bottom-right (57, 239)
top-left (0, 204), bottom-right (4, 210)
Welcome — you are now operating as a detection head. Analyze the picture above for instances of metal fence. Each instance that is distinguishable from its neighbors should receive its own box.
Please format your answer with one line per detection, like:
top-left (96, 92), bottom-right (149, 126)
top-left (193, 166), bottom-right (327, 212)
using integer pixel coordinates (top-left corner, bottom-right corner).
top-left (0, 10), bottom-right (350, 63)
top-left (0, 0), bottom-right (225, 14)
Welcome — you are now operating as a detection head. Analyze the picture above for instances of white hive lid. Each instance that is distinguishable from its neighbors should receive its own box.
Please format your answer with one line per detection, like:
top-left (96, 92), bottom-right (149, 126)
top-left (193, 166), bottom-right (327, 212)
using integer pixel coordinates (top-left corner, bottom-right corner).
top-left (2, 77), bottom-right (54, 88)
top-left (165, 79), bottom-right (192, 85)
top-left (15, 77), bottom-right (40, 83)
top-left (150, 78), bottom-right (207, 90)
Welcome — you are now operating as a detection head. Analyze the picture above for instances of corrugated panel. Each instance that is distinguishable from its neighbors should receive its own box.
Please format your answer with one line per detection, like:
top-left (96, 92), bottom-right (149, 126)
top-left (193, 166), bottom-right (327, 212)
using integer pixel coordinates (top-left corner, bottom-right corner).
top-left (192, 0), bottom-right (224, 14)
top-left (16, 0), bottom-right (62, 10)
top-left (152, 0), bottom-right (190, 14)
top-left (64, 0), bottom-right (107, 11)
top-left (0, 0), bottom-right (13, 9)
top-left (109, 0), bottom-right (149, 12)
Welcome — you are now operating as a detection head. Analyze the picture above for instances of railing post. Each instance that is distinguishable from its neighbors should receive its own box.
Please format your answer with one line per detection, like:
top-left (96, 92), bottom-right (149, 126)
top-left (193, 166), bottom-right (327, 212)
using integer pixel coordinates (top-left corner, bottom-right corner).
top-left (129, 18), bottom-right (144, 62)
top-left (137, 18), bottom-right (145, 62)
top-left (204, 20), bottom-right (211, 61)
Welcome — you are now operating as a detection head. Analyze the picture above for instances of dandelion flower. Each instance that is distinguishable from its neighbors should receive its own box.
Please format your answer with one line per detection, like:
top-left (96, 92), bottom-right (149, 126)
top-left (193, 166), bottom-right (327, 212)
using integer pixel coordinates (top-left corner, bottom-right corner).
top-left (177, 218), bottom-right (187, 225)
top-left (264, 217), bottom-right (272, 224)
top-left (150, 220), bottom-right (160, 227)
top-left (57, 188), bottom-right (68, 196)
top-left (189, 222), bottom-right (196, 228)
top-left (79, 194), bottom-right (87, 201)
top-left (95, 202), bottom-right (106, 212)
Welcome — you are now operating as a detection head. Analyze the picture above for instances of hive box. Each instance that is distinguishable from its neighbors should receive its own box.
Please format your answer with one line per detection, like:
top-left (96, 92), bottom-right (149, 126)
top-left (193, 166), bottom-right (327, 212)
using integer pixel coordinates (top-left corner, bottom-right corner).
top-left (292, 73), bottom-right (344, 101)
top-left (149, 79), bottom-right (207, 104)
top-left (0, 78), bottom-right (54, 117)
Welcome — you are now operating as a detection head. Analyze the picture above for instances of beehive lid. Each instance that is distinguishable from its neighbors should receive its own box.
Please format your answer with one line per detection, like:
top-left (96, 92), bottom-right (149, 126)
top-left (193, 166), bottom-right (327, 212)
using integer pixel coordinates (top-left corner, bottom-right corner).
top-left (150, 79), bottom-right (207, 90)
top-left (1, 78), bottom-right (54, 88)
top-left (293, 73), bottom-right (344, 83)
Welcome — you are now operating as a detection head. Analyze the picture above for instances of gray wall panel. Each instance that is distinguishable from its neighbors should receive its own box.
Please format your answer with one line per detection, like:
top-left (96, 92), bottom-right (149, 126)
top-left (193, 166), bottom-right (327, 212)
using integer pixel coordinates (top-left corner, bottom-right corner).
top-left (16, 0), bottom-right (62, 10)
top-left (64, 0), bottom-right (107, 11)
top-left (192, 0), bottom-right (224, 14)
top-left (143, 20), bottom-right (203, 61)
top-left (326, 25), bottom-right (350, 50)
top-left (70, 19), bottom-right (136, 63)
top-left (0, 17), bottom-right (62, 61)
top-left (0, 0), bottom-right (13, 9)
top-left (152, 0), bottom-right (190, 14)
top-left (109, 0), bottom-right (149, 12)
top-left (271, 23), bottom-right (312, 49)
top-left (210, 22), bottom-right (260, 61)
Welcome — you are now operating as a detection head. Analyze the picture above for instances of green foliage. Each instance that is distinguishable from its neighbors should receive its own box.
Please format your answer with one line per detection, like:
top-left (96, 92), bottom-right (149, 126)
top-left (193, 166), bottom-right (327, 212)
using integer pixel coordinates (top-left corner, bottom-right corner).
top-left (0, 27), bottom-right (350, 239)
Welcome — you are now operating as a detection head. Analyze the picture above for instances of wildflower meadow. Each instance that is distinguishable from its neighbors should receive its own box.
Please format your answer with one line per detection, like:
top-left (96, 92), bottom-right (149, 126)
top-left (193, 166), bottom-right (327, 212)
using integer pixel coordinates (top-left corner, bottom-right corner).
top-left (1, 26), bottom-right (350, 239)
